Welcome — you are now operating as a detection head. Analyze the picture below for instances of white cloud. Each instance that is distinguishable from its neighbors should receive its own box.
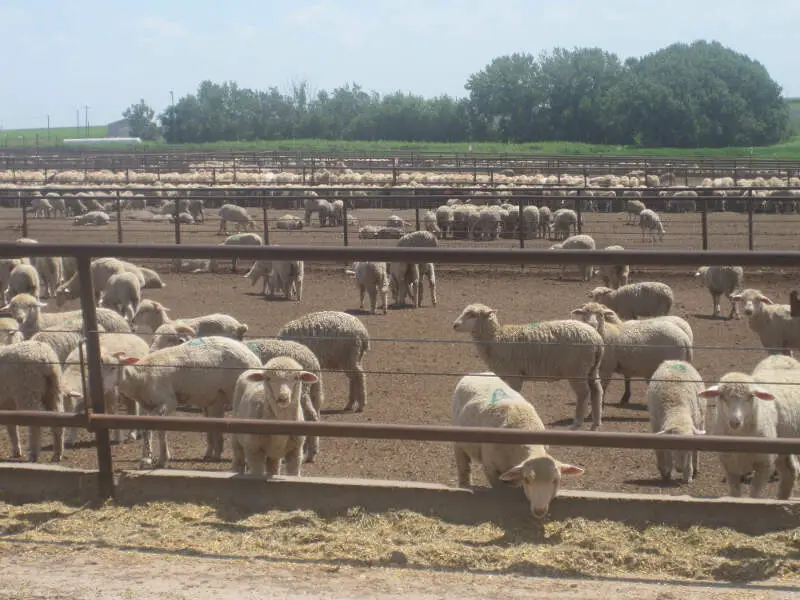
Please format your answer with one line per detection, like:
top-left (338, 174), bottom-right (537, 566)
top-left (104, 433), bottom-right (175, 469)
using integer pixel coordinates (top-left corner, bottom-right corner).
top-left (140, 16), bottom-right (188, 38)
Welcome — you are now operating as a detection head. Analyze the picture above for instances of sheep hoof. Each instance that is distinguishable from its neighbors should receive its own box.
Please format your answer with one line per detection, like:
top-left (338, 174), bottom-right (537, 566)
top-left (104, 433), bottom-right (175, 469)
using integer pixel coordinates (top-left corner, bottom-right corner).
top-left (140, 457), bottom-right (154, 469)
top-left (568, 422), bottom-right (582, 431)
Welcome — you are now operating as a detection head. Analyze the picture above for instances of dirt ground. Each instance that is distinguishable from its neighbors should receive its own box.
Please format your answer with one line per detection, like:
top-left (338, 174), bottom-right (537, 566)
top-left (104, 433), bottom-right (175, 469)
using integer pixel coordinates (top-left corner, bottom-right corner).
top-left (2, 207), bottom-right (800, 499)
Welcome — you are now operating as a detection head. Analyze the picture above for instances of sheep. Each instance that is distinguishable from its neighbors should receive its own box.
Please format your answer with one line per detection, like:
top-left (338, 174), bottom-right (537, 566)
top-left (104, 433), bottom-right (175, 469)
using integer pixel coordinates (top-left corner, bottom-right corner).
top-left (47, 194), bottom-right (66, 218)
top-left (132, 299), bottom-right (248, 340)
top-left (358, 225), bottom-right (381, 239)
top-left (624, 199), bottom-right (646, 224)
top-left (172, 258), bottom-right (211, 273)
top-left (7, 263), bottom-right (40, 300)
top-left (471, 209), bottom-right (502, 241)
top-left (62, 333), bottom-right (150, 446)
top-left (0, 259), bottom-right (22, 303)
top-left (208, 232), bottom-right (263, 274)
top-left (62, 257), bottom-right (78, 282)
top-left (2, 293), bottom-right (131, 339)
top-left (435, 205), bottom-right (454, 238)
top-left (521, 205), bottom-right (540, 239)
top-left (587, 282), bottom-right (674, 320)
top-left (330, 199), bottom-right (345, 226)
top-left (304, 197), bottom-right (330, 226)
top-left (452, 303), bottom-right (605, 430)
top-left (55, 257), bottom-right (144, 307)
top-left (99, 271), bottom-right (142, 324)
top-left (30, 196), bottom-right (53, 218)
top-left (452, 372), bottom-right (584, 518)
top-left (0, 316), bottom-right (23, 345)
top-left (549, 208), bottom-right (578, 240)
top-left (276, 214), bottom-right (304, 230)
top-left (421, 210), bottom-right (442, 237)
top-left (72, 211), bottom-right (110, 226)
top-left (231, 357), bottom-right (318, 477)
top-left (638, 208), bottom-right (665, 242)
top-left (730, 289), bottom-right (800, 356)
top-left (549, 234), bottom-right (595, 281)
top-left (538, 206), bottom-right (552, 239)
top-left (243, 338), bottom-right (325, 463)
top-left (31, 324), bottom-right (105, 365)
top-left (0, 340), bottom-right (64, 463)
top-left (571, 302), bottom-right (693, 406)
top-left (114, 336), bottom-right (262, 468)
top-left (375, 226), bottom-right (404, 239)
top-left (187, 198), bottom-right (204, 222)
top-left (345, 261), bottom-right (389, 314)
top-left (64, 195), bottom-right (87, 216)
top-left (385, 215), bottom-right (406, 229)
top-left (646, 360), bottom-right (707, 483)
top-left (699, 355), bottom-right (800, 499)
top-left (265, 260), bottom-right (304, 301)
top-left (395, 230), bottom-right (439, 308)
top-left (33, 256), bottom-right (63, 299)
top-left (218, 204), bottom-right (256, 234)
top-left (388, 262), bottom-right (419, 308)
top-left (140, 267), bottom-right (166, 289)
top-left (695, 266), bottom-right (744, 319)
top-left (595, 245), bottom-right (630, 289)
top-left (278, 311), bottom-right (370, 413)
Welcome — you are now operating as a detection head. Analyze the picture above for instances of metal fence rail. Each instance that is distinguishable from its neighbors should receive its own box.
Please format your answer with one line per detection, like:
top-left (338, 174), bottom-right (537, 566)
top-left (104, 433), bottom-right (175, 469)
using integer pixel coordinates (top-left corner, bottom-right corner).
top-left (2, 242), bottom-right (800, 500)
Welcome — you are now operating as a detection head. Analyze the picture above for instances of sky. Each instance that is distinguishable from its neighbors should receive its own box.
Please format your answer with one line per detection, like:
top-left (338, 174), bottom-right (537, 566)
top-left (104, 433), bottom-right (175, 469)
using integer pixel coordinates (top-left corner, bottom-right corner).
top-left (0, 0), bottom-right (798, 130)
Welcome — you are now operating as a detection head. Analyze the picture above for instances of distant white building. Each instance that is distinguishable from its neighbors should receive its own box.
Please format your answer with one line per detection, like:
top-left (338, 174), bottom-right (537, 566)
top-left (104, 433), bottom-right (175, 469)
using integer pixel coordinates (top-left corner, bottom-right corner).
top-left (107, 118), bottom-right (131, 137)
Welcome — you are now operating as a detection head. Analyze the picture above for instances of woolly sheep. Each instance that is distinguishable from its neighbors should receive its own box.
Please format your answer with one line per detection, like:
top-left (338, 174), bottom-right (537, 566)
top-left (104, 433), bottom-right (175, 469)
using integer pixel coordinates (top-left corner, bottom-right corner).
top-left (276, 214), bottom-right (304, 230)
top-left (471, 209), bottom-right (502, 241)
top-left (304, 197), bottom-right (330, 227)
top-left (638, 208), bottom-right (665, 243)
top-left (0, 340), bottom-right (64, 462)
top-left (231, 357), bottom-right (318, 476)
top-left (33, 256), bottom-right (62, 299)
top-left (243, 338), bottom-right (325, 463)
top-left (2, 293), bottom-right (130, 339)
top-left (587, 282), bottom-right (674, 320)
top-left (695, 266), bottom-right (744, 319)
top-left (624, 199), bottom-right (646, 224)
top-left (56, 257), bottom-right (145, 307)
top-left (0, 316), bottom-right (23, 345)
top-left (395, 230), bottom-right (439, 308)
top-left (385, 215), bottom-right (406, 229)
top-left (549, 208), bottom-right (578, 241)
top-left (375, 226), bottom-right (404, 239)
top-left (140, 267), bottom-right (166, 289)
top-left (730, 289), bottom-right (800, 356)
top-left (0, 259), bottom-right (22, 303)
top-left (646, 360), bottom-right (707, 483)
top-left (452, 372), bottom-right (584, 519)
top-left (522, 205), bottom-right (540, 239)
top-left (208, 232), bottom-right (263, 274)
top-left (594, 245), bottom-right (629, 289)
top-left (31, 324), bottom-right (105, 365)
top-left (538, 206), bottom-right (552, 239)
top-left (115, 336), bottom-right (262, 468)
top-left (99, 271), bottom-right (142, 324)
top-left (218, 204), bottom-right (256, 234)
top-left (266, 260), bottom-right (304, 301)
top-left (435, 205), bottom-right (454, 238)
top-left (278, 311), bottom-right (370, 412)
top-left (30, 197), bottom-right (53, 218)
top-left (7, 263), bottom-right (40, 300)
top-left (132, 299), bottom-right (248, 340)
top-left (453, 303), bottom-right (605, 430)
top-left (358, 225), bottom-right (381, 239)
top-left (699, 355), bottom-right (800, 498)
top-left (571, 302), bottom-right (693, 405)
top-left (345, 261), bottom-right (389, 315)
top-left (73, 211), bottom-right (110, 226)
top-left (421, 209), bottom-right (442, 237)
top-left (550, 234), bottom-right (595, 281)
top-left (331, 199), bottom-right (345, 227)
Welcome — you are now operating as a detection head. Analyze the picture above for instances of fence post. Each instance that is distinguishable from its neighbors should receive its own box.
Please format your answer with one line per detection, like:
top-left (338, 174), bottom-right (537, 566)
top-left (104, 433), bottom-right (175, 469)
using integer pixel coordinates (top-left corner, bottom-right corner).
top-left (343, 202), bottom-right (349, 247)
top-left (415, 196), bottom-right (421, 231)
top-left (20, 193), bottom-right (28, 238)
top-left (115, 191), bottom-right (123, 243)
top-left (174, 198), bottom-right (181, 245)
top-left (233, 157), bottom-right (237, 184)
top-left (748, 194), bottom-right (754, 251)
top-left (472, 159), bottom-right (477, 184)
top-left (576, 196), bottom-right (583, 235)
top-left (701, 196), bottom-right (709, 250)
top-left (76, 255), bottom-right (115, 499)
top-left (262, 192), bottom-right (270, 245)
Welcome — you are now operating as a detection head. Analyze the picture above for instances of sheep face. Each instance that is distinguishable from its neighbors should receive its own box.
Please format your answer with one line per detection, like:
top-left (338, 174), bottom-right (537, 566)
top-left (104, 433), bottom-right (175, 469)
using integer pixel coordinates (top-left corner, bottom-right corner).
top-left (452, 304), bottom-right (495, 332)
top-left (499, 456), bottom-right (583, 519)
top-left (586, 287), bottom-right (613, 302)
top-left (245, 358), bottom-right (317, 415)
top-left (730, 289), bottom-right (773, 318)
top-left (1, 294), bottom-right (44, 330)
top-left (700, 375), bottom-right (775, 431)
top-left (570, 303), bottom-right (614, 332)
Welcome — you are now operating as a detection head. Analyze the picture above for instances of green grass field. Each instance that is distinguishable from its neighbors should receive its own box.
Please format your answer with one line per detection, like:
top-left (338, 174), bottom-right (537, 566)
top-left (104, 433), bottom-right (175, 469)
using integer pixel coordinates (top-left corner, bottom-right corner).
top-left (0, 125), bottom-right (108, 147)
top-left (787, 97), bottom-right (800, 135)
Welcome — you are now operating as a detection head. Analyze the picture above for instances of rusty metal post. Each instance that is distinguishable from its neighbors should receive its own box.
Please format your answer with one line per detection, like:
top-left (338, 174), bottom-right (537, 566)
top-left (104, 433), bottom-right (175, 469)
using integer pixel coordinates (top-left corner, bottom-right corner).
top-left (701, 196), bottom-right (709, 250)
top-left (748, 195), bottom-right (754, 251)
top-left (518, 201), bottom-right (525, 251)
top-left (342, 202), bottom-right (349, 247)
top-left (232, 157), bottom-right (237, 184)
top-left (115, 191), bottom-right (123, 243)
top-left (174, 197), bottom-right (181, 245)
top-left (415, 195), bottom-right (421, 231)
top-left (76, 255), bottom-right (114, 499)
top-left (576, 195), bottom-right (583, 235)
top-left (20, 193), bottom-right (28, 237)
top-left (262, 192), bottom-right (270, 245)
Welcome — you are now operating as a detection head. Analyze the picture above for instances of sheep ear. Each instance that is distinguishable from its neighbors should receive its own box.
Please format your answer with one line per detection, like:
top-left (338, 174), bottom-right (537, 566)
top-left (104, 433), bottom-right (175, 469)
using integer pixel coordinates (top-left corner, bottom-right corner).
top-left (602, 310), bottom-right (616, 320)
top-left (753, 387), bottom-right (776, 401)
top-left (729, 294), bottom-right (742, 301)
top-left (246, 371), bottom-right (265, 382)
top-left (173, 323), bottom-right (196, 335)
top-left (698, 385), bottom-right (720, 398)
top-left (499, 463), bottom-right (526, 483)
top-left (570, 308), bottom-right (586, 316)
top-left (759, 296), bottom-right (774, 305)
top-left (299, 371), bottom-right (318, 384)
top-left (111, 351), bottom-right (126, 359)
top-left (68, 390), bottom-right (82, 399)
top-left (119, 356), bottom-right (140, 366)
top-left (558, 463), bottom-right (584, 476)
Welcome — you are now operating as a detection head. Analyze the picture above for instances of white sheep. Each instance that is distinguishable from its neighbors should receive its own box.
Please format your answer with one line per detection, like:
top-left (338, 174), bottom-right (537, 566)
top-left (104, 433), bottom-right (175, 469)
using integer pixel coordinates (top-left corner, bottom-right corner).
top-left (331, 199), bottom-right (345, 227)
top-left (278, 311), bottom-right (370, 413)
top-left (624, 198), bottom-right (645, 224)
top-left (453, 303), bottom-right (605, 430)
top-left (385, 215), bottom-right (406, 229)
top-left (132, 299), bottom-right (248, 340)
top-left (56, 257), bottom-right (144, 307)
top-left (7, 263), bottom-right (40, 300)
top-left (30, 197), bottom-right (53, 218)
top-left (303, 197), bottom-right (330, 227)
top-left (2, 293), bottom-right (130, 339)
top-left (0, 259), bottom-right (22, 303)
top-left (587, 282), bottom-right (673, 320)
top-left (452, 372), bottom-right (583, 519)
top-left (115, 336), bottom-right (262, 468)
top-left (276, 214), bottom-right (303, 230)
top-left (638, 208), bottom-right (665, 243)
top-left (140, 267), bottom-right (166, 289)
top-left (31, 324), bottom-right (105, 365)
top-left (646, 360), bottom-right (707, 483)
top-left (345, 261), bottom-right (389, 315)
top-left (549, 208), bottom-right (578, 241)
top-left (421, 209), bottom-right (442, 237)
top-left (33, 256), bottom-right (63, 299)
top-left (0, 340), bottom-right (64, 463)
top-left (99, 271), bottom-right (142, 324)
top-left (435, 205), bottom-right (454, 238)
top-left (0, 316), bottom-right (23, 345)
top-left (265, 260), bottom-right (304, 301)
top-left (694, 266), bottom-right (744, 319)
top-left (218, 204), bottom-right (256, 234)
top-left (594, 245), bottom-right (629, 289)
top-left (395, 230), bottom-right (439, 308)
top-left (699, 354), bottom-right (800, 499)
top-left (730, 289), bottom-right (800, 355)
top-left (550, 234), bottom-right (595, 281)
top-left (358, 225), bottom-right (381, 239)
top-left (72, 211), bottom-right (110, 226)
top-left (231, 357), bottom-right (318, 476)
top-left (538, 206), bottom-right (552, 239)
top-left (522, 205), bottom-right (540, 239)
top-left (208, 232), bottom-right (263, 274)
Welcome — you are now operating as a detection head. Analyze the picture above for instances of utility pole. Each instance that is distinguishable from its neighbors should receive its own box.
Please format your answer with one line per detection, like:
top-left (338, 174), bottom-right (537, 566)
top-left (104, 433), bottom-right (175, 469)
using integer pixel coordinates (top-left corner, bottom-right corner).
top-left (46, 114), bottom-right (50, 141)
top-left (83, 105), bottom-right (90, 136)
top-left (170, 89), bottom-right (175, 143)
top-left (76, 109), bottom-right (80, 136)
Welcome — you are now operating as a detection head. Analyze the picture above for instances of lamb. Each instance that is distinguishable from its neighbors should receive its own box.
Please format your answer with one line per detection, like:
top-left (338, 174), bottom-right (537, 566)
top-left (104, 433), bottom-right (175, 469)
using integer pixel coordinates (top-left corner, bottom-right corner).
top-left (549, 208), bottom-right (578, 241)
top-left (0, 259), bottom-right (22, 303)
top-left (538, 206), bottom-right (552, 239)
top-left (33, 256), bottom-right (63, 299)
top-left (278, 311), bottom-right (370, 412)
top-left (62, 333), bottom-right (150, 446)
top-left (99, 271), bottom-right (142, 324)
top-left (435, 205), bottom-right (454, 238)
top-left (695, 266), bottom-right (744, 319)
top-left (304, 197), bottom-right (330, 227)
top-left (243, 338), bottom-right (325, 463)
top-left (0, 341), bottom-right (64, 463)
top-left (2, 293), bottom-right (131, 339)
top-left (208, 232), bottom-right (263, 274)
top-left (276, 214), bottom-right (303, 230)
top-left (595, 245), bottom-right (630, 289)
top-left (187, 198), bottom-right (204, 222)
top-left (140, 267), bottom-right (166, 289)
top-left (374, 226), bottom-right (404, 239)
top-left (470, 209), bottom-right (502, 241)
top-left (730, 289), bottom-right (800, 356)
top-left (56, 257), bottom-right (145, 306)
top-left (231, 357), bottom-right (318, 476)
top-left (132, 299), bottom-right (248, 340)
top-left (549, 234), bottom-right (595, 281)
top-left (521, 205), bottom-right (540, 239)
top-left (699, 355), bottom-right (800, 499)
top-left (587, 282), bottom-right (674, 319)
top-left (218, 204), bottom-right (256, 234)
top-left (114, 336), bottom-right (262, 468)
top-left (31, 324), bottom-right (105, 365)
top-left (646, 360), bottom-right (707, 483)
top-left (452, 372), bottom-right (584, 519)
top-left (452, 303), bottom-right (605, 430)
top-left (385, 215), bottom-right (406, 229)
top-left (0, 316), bottom-right (23, 345)
top-left (7, 263), bottom-right (40, 300)
top-left (395, 230), bottom-right (439, 308)
top-left (72, 211), bottom-right (110, 226)
top-left (571, 302), bottom-right (693, 405)
top-left (358, 225), bottom-right (381, 239)
top-left (638, 208), bottom-right (665, 242)
top-left (331, 199), bottom-right (345, 226)
top-left (624, 199), bottom-right (646, 224)
top-left (421, 210), bottom-right (441, 237)
top-left (265, 260), bottom-right (304, 301)
top-left (345, 261), bottom-right (389, 314)
top-left (30, 196), bottom-right (53, 218)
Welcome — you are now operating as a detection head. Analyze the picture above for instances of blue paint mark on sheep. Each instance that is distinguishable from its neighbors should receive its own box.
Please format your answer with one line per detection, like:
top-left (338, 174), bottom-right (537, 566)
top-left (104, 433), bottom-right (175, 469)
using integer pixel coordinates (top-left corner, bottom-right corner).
top-left (670, 362), bottom-right (688, 372)
top-left (490, 388), bottom-right (510, 405)
top-left (186, 338), bottom-right (206, 347)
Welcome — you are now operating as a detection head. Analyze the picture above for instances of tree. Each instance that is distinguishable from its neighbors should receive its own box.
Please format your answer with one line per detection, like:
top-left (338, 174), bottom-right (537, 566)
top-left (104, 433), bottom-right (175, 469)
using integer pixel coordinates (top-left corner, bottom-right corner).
top-left (122, 100), bottom-right (159, 141)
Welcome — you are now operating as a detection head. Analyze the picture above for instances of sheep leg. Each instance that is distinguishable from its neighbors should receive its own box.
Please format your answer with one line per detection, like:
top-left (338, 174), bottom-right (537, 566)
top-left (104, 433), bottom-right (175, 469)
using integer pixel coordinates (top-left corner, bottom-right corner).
top-left (27, 426), bottom-right (42, 462)
top-left (775, 455), bottom-right (798, 500)
top-left (619, 377), bottom-right (632, 405)
top-left (7, 425), bottom-right (22, 458)
top-left (692, 449), bottom-right (700, 477)
top-left (656, 450), bottom-right (672, 481)
top-left (428, 269), bottom-right (438, 307)
top-left (231, 437), bottom-right (246, 474)
top-left (727, 296), bottom-right (740, 320)
top-left (749, 462), bottom-right (772, 498)
top-left (50, 426), bottom-right (64, 463)
top-left (367, 287), bottom-right (377, 314)
top-left (358, 285), bottom-right (366, 310)
top-left (284, 447), bottom-right (302, 476)
top-left (140, 429), bottom-right (155, 467)
top-left (711, 293), bottom-right (721, 318)
top-left (344, 366), bottom-right (367, 412)
top-left (455, 447), bottom-right (472, 487)
top-left (204, 401), bottom-right (226, 461)
top-left (154, 429), bottom-right (171, 469)
top-left (266, 456), bottom-right (281, 477)
top-left (416, 264), bottom-right (424, 307)
top-left (246, 448), bottom-right (267, 476)
top-left (301, 394), bottom-right (320, 464)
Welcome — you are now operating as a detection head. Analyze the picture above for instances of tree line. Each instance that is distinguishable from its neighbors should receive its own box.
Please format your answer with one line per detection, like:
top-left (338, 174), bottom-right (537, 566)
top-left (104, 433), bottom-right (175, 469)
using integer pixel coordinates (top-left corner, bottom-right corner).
top-left (123, 40), bottom-right (791, 148)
